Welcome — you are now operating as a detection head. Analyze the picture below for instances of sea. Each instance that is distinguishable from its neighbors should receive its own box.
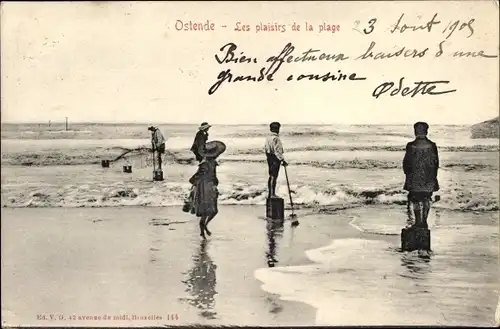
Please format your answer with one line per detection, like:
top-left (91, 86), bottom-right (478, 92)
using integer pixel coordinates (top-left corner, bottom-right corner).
top-left (1, 123), bottom-right (499, 325)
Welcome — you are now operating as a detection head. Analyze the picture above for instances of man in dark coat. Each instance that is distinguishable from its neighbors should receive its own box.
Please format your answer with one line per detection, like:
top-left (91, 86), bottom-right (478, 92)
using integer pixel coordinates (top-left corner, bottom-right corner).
top-left (403, 122), bottom-right (440, 229)
top-left (191, 122), bottom-right (211, 162)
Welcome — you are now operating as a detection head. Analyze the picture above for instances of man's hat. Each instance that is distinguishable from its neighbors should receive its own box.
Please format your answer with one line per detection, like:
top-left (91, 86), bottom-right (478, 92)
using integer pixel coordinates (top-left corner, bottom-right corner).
top-left (148, 126), bottom-right (156, 131)
top-left (414, 121), bottom-right (429, 130)
top-left (201, 141), bottom-right (226, 159)
top-left (270, 122), bottom-right (281, 130)
top-left (199, 122), bottom-right (212, 131)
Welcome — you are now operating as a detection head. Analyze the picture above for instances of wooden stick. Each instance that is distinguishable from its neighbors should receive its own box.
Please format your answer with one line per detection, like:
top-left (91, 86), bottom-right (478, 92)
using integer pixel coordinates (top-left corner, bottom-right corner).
top-left (283, 165), bottom-right (296, 217)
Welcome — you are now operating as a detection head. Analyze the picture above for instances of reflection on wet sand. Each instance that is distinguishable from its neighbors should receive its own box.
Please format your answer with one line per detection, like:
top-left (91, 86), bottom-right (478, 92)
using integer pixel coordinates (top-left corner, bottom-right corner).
top-left (181, 239), bottom-right (218, 319)
top-left (149, 223), bottom-right (163, 264)
top-left (400, 251), bottom-right (432, 280)
top-left (266, 219), bottom-right (284, 268)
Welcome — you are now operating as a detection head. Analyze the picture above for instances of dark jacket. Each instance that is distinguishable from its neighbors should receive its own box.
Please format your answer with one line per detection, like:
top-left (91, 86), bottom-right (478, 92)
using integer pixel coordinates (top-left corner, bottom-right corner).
top-left (190, 131), bottom-right (208, 162)
top-left (403, 137), bottom-right (440, 193)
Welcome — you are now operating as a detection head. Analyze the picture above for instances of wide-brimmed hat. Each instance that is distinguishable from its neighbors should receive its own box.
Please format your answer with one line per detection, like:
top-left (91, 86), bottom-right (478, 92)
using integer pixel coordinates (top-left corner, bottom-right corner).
top-left (199, 122), bottom-right (211, 131)
top-left (201, 141), bottom-right (226, 159)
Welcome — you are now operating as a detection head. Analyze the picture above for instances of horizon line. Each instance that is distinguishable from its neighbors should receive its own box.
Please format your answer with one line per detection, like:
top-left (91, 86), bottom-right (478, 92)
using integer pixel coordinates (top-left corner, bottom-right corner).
top-left (0, 121), bottom-right (477, 126)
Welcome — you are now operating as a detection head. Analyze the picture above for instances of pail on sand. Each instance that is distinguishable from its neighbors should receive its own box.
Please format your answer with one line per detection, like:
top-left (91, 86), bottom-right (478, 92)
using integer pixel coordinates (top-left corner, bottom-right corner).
top-left (401, 226), bottom-right (431, 251)
top-left (153, 169), bottom-right (164, 181)
top-left (123, 165), bottom-right (132, 173)
top-left (101, 160), bottom-right (110, 168)
top-left (266, 197), bottom-right (284, 220)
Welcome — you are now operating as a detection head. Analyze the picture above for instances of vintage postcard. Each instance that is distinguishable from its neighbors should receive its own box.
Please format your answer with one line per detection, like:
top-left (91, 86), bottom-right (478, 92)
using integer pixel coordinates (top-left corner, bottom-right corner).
top-left (1, 0), bottom-right (499, 327)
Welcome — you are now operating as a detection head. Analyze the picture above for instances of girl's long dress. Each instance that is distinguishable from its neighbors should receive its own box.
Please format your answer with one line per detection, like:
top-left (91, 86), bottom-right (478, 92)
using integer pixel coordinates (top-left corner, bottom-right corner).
top-left (189, 160), bottom-right (219, 217)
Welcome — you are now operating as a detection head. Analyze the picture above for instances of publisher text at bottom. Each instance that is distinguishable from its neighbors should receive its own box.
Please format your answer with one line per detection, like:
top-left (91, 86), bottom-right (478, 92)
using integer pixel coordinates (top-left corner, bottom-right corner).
top-left (37, 314), bottom-right (179, 321)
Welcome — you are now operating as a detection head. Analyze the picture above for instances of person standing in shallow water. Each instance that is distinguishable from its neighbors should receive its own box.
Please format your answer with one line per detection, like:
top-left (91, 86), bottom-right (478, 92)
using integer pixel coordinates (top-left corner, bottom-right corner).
top-left (148, 126), bottom-right (166, 170)
top-left (403, 122), bottom-right (440, 229)
top-left (189, 141), bottom-right (226, 239)
top-left (191, 122), bottom-right (211, 163)
top-left (265, 122), bottom-right (288, 198)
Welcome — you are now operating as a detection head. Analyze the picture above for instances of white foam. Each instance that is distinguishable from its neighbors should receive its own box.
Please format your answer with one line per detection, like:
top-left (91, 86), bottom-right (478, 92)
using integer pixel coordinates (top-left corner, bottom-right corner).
top-left (348, 217), bottom-right (364, 233)
top-left (2, 177), bottom-right (498, 212)
top-left (254, 238), bottom-right (434, 325)
top-left (255, 228), bottom-right (498, 326)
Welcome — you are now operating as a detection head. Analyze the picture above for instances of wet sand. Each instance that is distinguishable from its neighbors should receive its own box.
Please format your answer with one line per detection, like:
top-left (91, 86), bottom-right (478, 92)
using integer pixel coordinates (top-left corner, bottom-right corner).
top-left (1, 205), bottom-right (361, 327)
top-left (3, 205), bottom-right (498, 326)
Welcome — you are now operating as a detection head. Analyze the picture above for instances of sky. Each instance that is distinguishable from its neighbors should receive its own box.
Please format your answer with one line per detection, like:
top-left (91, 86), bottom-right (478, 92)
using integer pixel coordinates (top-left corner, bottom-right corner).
top-left (1, 1), bottom-right (498, 125)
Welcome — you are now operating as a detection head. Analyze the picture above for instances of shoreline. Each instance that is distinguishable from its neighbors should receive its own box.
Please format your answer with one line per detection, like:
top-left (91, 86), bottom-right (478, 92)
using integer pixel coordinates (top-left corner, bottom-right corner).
top-left (2, 202), bottom-right (498, 214)
top-left (254, 206), bottom-right (499, 326)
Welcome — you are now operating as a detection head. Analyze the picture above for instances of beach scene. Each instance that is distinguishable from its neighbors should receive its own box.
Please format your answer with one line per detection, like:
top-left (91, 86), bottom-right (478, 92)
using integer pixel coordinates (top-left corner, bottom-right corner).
top-left (2, 122), bottom-right (499, 326)
top-left (1, 1), bottom-right (499, 327)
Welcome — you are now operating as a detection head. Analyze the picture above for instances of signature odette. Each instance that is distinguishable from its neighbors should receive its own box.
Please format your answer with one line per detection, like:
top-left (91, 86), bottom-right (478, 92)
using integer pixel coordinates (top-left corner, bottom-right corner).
top-left (372, 78), bottom-right (457, 98)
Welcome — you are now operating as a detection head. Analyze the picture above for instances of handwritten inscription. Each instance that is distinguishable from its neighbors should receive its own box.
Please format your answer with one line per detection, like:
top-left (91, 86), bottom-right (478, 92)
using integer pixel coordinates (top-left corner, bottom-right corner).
top-left (192, 12), bottom-right (498, 97)
top-left (442, 19), bottom-right (475, 39)
top-left (214, 43), bottom-right (350, 66)
top-left (215, 43), bottom-right (258, 64)
top-left (287, 71), bottom-right (366, 82)
top-left (372, 78), bottom-right (457, 98)
top-left (209, 43), bottom-right (364, 95)
top-left (390, 13), bottom-right (441, 33)
top-left (357, 41), bottom-right (429, 60)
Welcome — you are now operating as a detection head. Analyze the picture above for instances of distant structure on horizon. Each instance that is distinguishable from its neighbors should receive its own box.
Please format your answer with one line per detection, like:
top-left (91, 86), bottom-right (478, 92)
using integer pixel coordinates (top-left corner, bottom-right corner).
top-left (471, 117), bottom-right (499, 139)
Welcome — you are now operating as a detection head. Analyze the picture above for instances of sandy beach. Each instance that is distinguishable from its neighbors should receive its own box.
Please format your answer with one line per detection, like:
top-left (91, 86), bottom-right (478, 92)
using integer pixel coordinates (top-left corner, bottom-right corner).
top-left (2, 205), bottom-right (339, 327)
top-left (2, 204), bottom-right (498, 327)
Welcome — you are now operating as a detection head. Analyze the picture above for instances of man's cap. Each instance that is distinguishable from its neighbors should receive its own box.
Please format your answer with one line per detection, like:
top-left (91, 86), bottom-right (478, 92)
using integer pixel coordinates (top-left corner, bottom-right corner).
top-left (414, 122), bottom-right (429, 130)
top-left (270, 122), bottom-right (281, 130)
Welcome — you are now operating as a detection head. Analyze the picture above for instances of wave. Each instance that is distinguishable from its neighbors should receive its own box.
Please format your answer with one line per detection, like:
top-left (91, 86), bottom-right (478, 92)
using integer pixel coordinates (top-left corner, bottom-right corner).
top-left (2, 181), bottom-right (497, 211)
top-left (47, 130), bottom-right (93, 134)
top-left (2, 145), bottom-right (498, 170)
top-left (2, 153), bottom-right (497, 172)
top-left (0, 147), bottom-right (195, 166)
top-left (235, 144), bottom-right (499, 155)
top-left (226, 129), bottom-right (415, 139)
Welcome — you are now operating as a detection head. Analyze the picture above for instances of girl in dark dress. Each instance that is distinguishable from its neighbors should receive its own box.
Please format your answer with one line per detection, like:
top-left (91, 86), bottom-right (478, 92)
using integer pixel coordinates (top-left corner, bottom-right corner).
top-left (188, 141), bottom-right (226, 239)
